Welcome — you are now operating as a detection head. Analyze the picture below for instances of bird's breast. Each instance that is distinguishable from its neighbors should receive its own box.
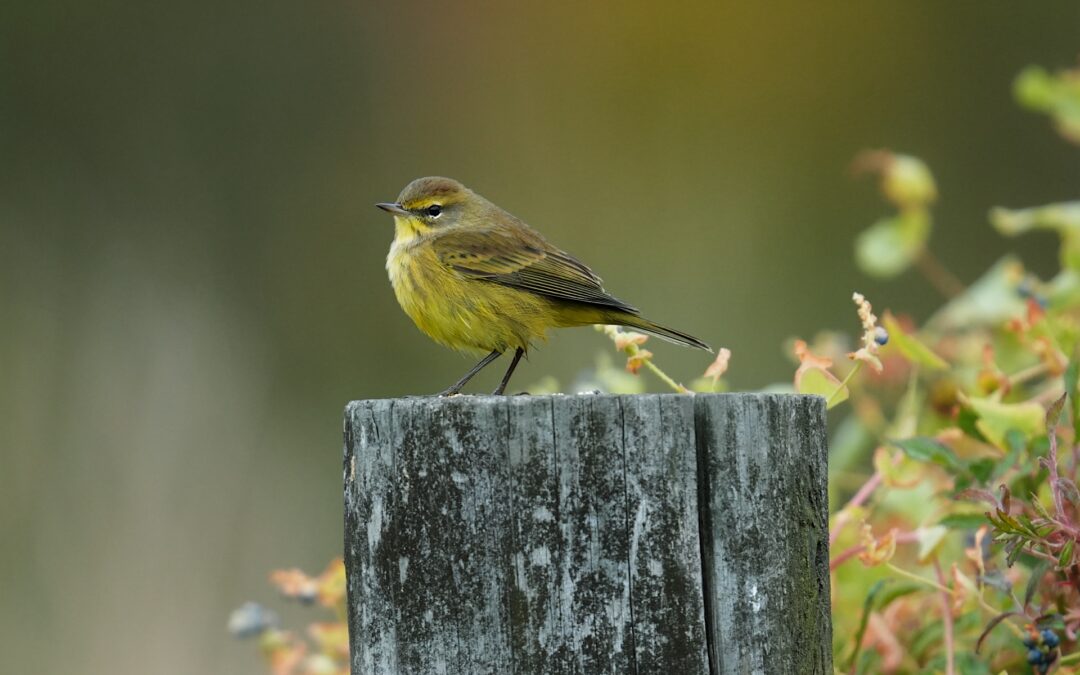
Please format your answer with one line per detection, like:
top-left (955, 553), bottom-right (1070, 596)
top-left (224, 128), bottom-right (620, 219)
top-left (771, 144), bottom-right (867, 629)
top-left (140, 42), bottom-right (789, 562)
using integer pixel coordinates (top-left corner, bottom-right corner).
top-left (385, 238), bottom-right (551, 353)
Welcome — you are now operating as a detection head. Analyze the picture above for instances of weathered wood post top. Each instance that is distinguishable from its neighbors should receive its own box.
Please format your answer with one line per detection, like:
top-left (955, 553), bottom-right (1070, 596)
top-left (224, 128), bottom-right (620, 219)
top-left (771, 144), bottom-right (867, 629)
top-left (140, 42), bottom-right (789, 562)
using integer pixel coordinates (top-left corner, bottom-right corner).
top-left (344, 393), bottom-right (830, 674)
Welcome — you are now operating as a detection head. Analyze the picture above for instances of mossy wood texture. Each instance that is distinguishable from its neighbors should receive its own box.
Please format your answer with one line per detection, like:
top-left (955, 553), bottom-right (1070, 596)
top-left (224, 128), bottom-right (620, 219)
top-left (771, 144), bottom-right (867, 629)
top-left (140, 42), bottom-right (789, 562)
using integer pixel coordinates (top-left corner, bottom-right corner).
top-left (343, 393), bottom-right (830, 674)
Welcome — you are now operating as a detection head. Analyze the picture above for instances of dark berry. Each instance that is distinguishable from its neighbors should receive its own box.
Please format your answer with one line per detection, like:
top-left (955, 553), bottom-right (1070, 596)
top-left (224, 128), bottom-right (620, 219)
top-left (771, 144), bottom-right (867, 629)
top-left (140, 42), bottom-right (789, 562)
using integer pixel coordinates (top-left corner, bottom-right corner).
top-left (1028, 648), bottom-right (1044, 664)
top-left (1023, 636), bottom-right (1037, 649)
top-left (1041, 629), bottom-right (1059, 647)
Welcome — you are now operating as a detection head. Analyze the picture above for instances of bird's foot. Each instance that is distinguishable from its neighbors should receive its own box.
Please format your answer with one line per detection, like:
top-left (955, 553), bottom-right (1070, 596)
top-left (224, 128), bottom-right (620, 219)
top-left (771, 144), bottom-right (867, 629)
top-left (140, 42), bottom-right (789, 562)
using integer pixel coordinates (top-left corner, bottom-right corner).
top-left (488, 388), bottom-right (531, 396)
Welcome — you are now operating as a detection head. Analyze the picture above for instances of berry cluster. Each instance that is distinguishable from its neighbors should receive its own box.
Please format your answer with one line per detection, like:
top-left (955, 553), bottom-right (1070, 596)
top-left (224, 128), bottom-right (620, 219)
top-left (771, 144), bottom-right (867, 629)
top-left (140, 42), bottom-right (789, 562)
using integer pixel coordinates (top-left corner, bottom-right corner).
top-left (1023, 628), bottom-right (1059, 674)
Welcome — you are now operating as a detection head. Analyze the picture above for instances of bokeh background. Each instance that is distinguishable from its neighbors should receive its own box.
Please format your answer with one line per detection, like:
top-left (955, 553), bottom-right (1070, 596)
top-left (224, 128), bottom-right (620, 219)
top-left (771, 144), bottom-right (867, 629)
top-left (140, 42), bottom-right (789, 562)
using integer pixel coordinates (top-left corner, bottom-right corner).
top-left (3, 2), bottom-right (1079, 672)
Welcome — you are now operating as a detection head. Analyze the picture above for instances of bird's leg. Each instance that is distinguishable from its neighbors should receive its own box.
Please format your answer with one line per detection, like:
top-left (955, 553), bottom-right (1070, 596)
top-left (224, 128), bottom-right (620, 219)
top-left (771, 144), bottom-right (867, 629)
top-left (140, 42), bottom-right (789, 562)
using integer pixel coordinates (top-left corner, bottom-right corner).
top-left (492, 347), bottom-right (525, 395)
top-left (438, 350), bottom-right (502, 396)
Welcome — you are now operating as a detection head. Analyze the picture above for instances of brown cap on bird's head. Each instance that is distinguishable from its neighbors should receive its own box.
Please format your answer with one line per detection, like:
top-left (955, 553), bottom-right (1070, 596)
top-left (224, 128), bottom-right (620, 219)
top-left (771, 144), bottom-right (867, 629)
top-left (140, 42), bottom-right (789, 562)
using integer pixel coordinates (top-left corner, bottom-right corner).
top-left (376, 177), bottom-right (486, 230)
top-left (397, 177), bottom-right (472, 211)
top-left (376, 176), bottom-right (475, 219)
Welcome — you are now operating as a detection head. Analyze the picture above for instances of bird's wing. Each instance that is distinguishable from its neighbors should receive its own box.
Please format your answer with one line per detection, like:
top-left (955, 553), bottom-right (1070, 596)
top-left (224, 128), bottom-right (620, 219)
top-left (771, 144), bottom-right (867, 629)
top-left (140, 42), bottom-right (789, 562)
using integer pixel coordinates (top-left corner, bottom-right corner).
top-left (431, 226), bottom-right (639, 313)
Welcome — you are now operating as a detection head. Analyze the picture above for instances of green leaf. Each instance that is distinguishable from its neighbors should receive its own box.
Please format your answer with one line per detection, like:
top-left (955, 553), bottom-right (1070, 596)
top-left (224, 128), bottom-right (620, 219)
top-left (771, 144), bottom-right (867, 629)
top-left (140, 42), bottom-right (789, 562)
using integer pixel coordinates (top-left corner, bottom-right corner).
top-left (881, 311), bottom-right (947, 370)
top-left (1060, 539), bottom-right (1075, 568)
top-left (1014, 66), bottom-right (1058, 110)
top-left (1047, 392), bottom-right (1067, 429)
top-left (937, 513), bottom-right (989, 530)
top-left (875, 581), bottom-right (922, 610)
top-left (855, 211), bottom-right (931, 278)
top-left (957, 406), bottom-right (990, 443)
top-left (1029, 495), bottom-right (1053, 523)
top-left (950, 653), bottom-right (994, 675)
top-left (891, 437), bottom-right (964, 472)
top-left (845, 579), bottom-right (891, 671)
top-left (991, 202), bottom-right (1080, 270)
top-left (909, 618), bottom-right (945, 659)
top-left (981, 570), bottom-right (1014, 595)
top-left (916, 525), bottom-right (948, 563)
top-left (976, 611), bottom-right (1023, 654)
top-left (1026, 560), bottom-right (1051, 607)
top-left (1006, 536), bottom-right (1027, 567)
top-left (882, 155), bottom-right (937, 208)
top-left (968, 458), bottom-right (996, 483)
top-left (1017, 513), bottom-right (1043, 537)
top-left (796, 367), bottom-right (848, 408)
top-left (926, 257), bottom-right (1026, 332)
top-left (966, 396), bottom-right (1047, 450)
top-left (989, 430), bottom-right (1026, 481)
top-left (1068, 358), bottom-right (1080, 438)
top-left (1056, 478), bottom-right (1080, 505)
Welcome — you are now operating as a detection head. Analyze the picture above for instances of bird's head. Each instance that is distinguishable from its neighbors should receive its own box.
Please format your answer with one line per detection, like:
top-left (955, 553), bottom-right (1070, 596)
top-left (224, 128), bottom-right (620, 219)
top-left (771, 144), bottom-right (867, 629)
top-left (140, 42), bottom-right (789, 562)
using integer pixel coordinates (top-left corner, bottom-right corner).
top-left (376, 176), bottom-right (475, 239)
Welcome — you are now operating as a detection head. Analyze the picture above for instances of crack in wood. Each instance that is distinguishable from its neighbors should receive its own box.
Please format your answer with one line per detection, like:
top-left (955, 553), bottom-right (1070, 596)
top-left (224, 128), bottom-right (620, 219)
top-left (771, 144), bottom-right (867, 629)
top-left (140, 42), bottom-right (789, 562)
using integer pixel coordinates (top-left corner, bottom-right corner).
top-left (344, 394), bottom-right (830, 674)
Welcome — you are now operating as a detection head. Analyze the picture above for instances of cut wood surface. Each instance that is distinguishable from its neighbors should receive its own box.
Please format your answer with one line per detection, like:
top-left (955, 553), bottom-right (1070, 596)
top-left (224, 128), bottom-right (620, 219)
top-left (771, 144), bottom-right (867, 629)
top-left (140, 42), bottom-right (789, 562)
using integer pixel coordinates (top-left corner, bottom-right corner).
top-left (344, 393), bottom-right (830, 674)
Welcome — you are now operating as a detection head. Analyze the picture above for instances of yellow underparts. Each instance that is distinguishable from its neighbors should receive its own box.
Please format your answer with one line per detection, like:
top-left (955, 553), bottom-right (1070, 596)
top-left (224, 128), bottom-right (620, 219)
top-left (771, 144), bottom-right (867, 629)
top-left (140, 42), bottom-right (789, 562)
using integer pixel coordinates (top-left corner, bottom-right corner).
top-left (387, 219), bottom-right (609, 354)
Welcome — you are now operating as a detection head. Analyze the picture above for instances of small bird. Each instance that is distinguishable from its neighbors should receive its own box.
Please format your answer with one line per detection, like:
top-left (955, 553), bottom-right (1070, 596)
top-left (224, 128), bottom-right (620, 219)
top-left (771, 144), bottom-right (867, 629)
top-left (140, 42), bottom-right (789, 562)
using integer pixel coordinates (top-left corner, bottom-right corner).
top-left (377, 177), bottom-right (711, 396)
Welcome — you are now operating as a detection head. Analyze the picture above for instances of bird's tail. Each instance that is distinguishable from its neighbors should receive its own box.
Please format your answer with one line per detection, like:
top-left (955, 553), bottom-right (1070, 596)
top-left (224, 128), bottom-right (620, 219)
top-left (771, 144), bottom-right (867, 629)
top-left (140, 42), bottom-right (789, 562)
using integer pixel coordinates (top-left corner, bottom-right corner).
top-left (615, 316), bottom-right (712, 352)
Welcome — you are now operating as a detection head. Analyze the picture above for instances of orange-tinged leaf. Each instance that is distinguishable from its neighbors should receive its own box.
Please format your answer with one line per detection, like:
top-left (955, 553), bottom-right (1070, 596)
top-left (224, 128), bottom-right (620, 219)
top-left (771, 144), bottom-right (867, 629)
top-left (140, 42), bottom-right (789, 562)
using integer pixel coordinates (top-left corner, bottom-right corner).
top-left (260, 630), bottom-right (307, 675)
top-left (271, 569), bottom-right (319, 604)
top-left (848, 347), bottom-right (884, 373)
top-left (613, 330), bottom-right (649, 351)
top-left (308, 621), bottom-right (350, 659)
top-left (316, 559), bottom-right (347, 610)
top-left (625, 349), bottom-right (653, 375)
top-left (858, 524), bottom-right (897, 566)
top-left (796, 367), bottom-right (848, 408)
top-left (793, 339), bottom-right (847, 407)
top-left (704, 348), bottom-right (731, 381)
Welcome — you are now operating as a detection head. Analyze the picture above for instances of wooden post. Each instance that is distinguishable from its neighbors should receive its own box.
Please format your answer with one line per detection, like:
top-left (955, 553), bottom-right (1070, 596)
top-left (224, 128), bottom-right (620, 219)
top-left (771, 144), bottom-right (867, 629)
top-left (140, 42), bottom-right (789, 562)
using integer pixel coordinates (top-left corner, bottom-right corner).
top-left (343, 393), bottom-right (830, 674)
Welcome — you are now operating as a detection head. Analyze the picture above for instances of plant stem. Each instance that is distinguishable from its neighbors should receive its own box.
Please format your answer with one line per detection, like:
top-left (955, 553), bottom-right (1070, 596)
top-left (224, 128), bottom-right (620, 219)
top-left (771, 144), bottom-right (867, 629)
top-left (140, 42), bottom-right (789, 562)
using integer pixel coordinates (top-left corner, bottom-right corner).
top-left (642, 357), bottom-right (687, 393)
top-left (1049, 423), bottom-right (1067, 522)
top-left (885, 564), bottom-right (1027, 638)
top-left (827, 361), bottom-right (863, 407)
top-left (830, 470), bottom-right (884, 546)
top-left (885, 563), bottom-right (951, 593)
top-left (915, 248), bottom-right (966, 299)
top-left (934, 560), bottom-right (955, 675)
top-left (600, 325), bottom-right (689, 393)
top-left (1008, 362), bottom-right (1052, 388)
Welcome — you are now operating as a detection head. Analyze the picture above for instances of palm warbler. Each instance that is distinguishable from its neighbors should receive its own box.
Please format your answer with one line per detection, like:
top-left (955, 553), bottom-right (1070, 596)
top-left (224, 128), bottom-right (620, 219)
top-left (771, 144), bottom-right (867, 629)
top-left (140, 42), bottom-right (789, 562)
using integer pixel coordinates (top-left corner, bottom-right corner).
top-left (377, 177), bottom-right (710, 395)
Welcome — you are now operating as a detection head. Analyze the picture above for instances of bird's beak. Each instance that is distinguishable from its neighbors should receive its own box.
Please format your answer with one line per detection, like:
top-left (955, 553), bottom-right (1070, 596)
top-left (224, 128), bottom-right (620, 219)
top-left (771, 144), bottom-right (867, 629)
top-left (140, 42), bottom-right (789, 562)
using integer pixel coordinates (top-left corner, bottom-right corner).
top-left (375, 202), bottom-right (409, 216)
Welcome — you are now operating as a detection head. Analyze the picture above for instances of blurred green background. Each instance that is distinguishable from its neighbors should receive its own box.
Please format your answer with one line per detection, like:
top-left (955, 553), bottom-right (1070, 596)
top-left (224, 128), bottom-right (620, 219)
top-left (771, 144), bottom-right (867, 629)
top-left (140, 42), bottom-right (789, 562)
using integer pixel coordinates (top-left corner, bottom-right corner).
top-left (2, 1), bottom-right (1078, 672)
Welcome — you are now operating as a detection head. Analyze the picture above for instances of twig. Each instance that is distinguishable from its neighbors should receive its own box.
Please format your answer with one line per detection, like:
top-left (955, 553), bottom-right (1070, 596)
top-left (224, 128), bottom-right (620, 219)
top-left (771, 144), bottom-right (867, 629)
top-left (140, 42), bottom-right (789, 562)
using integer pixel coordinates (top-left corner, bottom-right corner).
top-left (934, 559), bottom-right (955, 675)
top-left (831, 471), bottom-right (884, 546)
top-left (915, 248), bottom-right (966, 299)
top-left (642, 358), bottom-right (687, 393)
top-left (827, 361), bottom-right (863, 407)
top-left (885, 563), bottom-right (951, 593)
top-left (1009, 362), bottom-right (1052, 388)
top-left (1049, 419), bottom-right (1067, 522)
top-left (883, 563), bottom-right (1027, 638)
top-left (830, 531), bottom-right (919, 571)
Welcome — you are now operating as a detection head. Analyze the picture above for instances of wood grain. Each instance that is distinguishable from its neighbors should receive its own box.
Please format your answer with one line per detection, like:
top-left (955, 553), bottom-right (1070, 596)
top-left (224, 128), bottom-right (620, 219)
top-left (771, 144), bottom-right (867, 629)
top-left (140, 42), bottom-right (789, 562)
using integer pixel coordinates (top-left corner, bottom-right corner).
top-left (344, 393), bottom-right (829, 674)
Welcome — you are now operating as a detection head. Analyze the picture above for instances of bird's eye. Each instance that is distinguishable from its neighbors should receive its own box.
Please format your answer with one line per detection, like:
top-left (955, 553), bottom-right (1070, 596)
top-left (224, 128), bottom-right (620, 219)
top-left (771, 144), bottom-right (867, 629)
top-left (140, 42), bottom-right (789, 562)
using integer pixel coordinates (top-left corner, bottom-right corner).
top-left (426, 204), bottom-right (443, 218)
